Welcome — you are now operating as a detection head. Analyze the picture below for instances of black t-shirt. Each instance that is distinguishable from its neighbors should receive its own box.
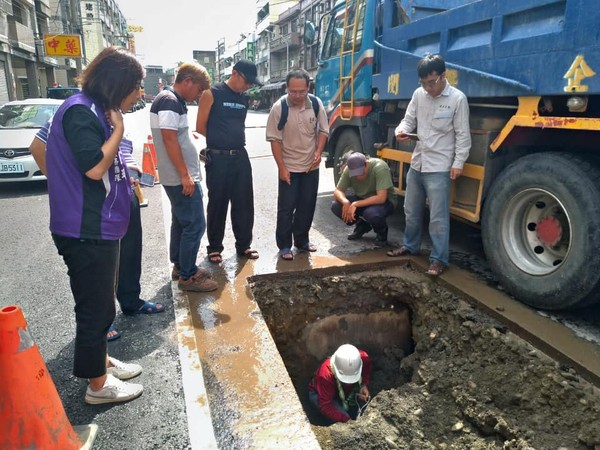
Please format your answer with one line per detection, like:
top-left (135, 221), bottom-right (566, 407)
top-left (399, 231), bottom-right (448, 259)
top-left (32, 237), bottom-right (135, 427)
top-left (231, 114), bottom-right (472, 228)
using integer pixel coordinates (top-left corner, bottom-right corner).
top-left (206, 82), bottom-right (248, 150)
top-left (63, 105), bottom-right (105, 173)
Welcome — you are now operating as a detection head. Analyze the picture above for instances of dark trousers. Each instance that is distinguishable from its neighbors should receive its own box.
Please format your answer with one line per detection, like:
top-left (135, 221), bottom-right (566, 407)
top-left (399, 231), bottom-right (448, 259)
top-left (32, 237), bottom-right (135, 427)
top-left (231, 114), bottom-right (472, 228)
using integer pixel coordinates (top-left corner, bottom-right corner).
top-left (276, 170), bottom-right (320, 250)
top-left (331, 194), bottom-right (394, 234)
top-left (117, 195), bottom-right (144, 312)
top-left (53, 234), bottom-right (118, 379)
top-left (205, 150), bottom-right (254, 254)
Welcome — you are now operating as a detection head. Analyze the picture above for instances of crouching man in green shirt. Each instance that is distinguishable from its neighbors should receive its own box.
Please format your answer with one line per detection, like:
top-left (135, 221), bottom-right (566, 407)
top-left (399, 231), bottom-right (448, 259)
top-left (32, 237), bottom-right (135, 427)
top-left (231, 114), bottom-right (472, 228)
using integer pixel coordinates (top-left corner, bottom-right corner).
top-left (332, 153), bottom-right (398, 245)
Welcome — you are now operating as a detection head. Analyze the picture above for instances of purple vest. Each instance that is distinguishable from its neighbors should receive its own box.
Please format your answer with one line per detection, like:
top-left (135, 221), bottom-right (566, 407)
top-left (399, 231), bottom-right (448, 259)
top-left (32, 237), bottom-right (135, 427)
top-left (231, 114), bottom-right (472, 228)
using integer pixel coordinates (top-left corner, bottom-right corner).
top-left (46, 93), bottom-right (131, 240)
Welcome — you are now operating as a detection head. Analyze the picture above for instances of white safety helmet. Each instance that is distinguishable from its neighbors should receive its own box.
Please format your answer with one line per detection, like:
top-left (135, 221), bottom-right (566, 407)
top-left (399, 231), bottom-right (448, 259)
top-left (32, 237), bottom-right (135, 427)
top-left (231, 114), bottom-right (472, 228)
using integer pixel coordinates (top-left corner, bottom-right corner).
top-left (331, 344), bottom-right (362, 384)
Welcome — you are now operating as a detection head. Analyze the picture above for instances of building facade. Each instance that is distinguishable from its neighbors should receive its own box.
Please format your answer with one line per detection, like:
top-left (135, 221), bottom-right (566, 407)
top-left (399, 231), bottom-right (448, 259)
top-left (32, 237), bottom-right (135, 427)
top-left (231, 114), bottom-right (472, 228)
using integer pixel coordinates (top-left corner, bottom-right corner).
top-left (0, 0), bottom-right (131, 104)
top-left (215, 0), bottom-right (330, 108)
top-left (193, 49), bottom-right (216, 83)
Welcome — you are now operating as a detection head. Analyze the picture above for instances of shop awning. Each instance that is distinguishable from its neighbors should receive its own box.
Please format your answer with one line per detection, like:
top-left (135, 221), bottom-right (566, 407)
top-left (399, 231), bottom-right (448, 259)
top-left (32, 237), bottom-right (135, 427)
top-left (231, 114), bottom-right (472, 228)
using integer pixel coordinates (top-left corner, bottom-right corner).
top-left (260, 81), bottom-right (286, 91)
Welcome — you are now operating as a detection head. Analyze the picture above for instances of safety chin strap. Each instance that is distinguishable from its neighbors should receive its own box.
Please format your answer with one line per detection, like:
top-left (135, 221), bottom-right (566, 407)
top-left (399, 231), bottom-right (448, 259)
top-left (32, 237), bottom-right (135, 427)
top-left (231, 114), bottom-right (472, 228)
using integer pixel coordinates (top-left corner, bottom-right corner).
top-left (330, 359), bottom-right (362, 411)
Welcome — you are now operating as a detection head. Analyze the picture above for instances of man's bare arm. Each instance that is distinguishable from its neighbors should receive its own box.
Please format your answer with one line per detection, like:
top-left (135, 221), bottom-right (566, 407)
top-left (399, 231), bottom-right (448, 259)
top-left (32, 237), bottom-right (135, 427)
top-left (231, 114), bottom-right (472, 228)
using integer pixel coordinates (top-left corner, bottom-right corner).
top-left (195, 89), bottom-right (214, 137)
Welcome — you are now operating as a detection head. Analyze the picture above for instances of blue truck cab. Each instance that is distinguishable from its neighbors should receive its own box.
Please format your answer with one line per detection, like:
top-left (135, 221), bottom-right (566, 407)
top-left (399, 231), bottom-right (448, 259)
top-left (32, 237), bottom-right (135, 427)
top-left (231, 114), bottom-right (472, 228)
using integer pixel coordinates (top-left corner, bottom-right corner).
top-left (312, 0), bottom-right (600, 309)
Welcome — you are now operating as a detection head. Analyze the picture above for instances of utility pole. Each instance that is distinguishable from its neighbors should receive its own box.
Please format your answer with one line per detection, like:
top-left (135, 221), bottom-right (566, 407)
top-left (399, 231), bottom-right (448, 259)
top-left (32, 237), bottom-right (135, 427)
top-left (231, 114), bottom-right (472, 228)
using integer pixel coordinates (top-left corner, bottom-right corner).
top-left (69, 0), bottom-right (85, 72)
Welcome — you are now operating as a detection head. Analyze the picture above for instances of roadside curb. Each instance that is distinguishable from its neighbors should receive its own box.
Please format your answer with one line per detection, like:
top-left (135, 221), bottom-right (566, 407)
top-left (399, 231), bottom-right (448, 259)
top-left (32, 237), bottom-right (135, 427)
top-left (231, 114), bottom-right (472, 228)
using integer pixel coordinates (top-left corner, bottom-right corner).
top-left (160, 188), bottom-right (218, 449)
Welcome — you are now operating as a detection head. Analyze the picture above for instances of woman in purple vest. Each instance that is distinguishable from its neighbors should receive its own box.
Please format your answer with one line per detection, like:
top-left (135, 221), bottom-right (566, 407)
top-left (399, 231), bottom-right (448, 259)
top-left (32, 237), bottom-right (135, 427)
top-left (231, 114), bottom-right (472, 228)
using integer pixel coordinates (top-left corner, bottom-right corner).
top-left (46, 47), bottom-right (146, 404)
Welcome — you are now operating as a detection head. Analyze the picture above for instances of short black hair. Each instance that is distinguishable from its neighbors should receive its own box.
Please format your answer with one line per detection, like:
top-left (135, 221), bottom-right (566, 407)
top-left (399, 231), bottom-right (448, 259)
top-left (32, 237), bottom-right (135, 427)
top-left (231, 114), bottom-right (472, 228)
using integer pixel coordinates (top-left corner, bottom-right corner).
top-left (77, 46), bottom-right (144, 110)
top-left (417, 54), bottom-right (446, 79)
top-left (285, 68), bottom-right (310, 87)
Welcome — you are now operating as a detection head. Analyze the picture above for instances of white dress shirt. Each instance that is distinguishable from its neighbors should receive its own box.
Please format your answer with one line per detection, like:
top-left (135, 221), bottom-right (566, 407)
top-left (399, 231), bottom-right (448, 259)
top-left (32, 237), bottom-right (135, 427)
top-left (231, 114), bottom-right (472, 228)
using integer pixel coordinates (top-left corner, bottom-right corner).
top-left (395, 81), bottom-right (471, 172)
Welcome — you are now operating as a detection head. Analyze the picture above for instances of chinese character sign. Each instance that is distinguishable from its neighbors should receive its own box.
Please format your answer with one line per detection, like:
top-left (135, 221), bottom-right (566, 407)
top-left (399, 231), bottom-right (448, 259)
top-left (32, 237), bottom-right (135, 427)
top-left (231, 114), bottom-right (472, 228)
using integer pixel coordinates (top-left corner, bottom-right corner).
top-left (43, 34), bottom-right (82, 58)
top-left (246, 42), bottom-right (255, 62)
top-left (387, 73), bottom-right (399, 96)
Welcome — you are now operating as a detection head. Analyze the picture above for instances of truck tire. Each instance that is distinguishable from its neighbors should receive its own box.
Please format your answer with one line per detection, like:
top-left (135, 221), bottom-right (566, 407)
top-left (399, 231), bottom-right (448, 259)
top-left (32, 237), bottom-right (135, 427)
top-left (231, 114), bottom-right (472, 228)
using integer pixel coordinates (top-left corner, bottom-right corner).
top-left (481, 152), bottom-right (600, 309)
top-left (333, 129), bottom-right (363, 184)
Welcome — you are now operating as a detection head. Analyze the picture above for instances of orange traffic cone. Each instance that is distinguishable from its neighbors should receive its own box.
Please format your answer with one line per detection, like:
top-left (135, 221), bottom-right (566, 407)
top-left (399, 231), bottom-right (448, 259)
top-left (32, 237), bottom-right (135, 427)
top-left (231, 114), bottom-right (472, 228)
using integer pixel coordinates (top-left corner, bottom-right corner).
top-left (147, 135), bottom-right (158, 169)
top-left (0, 305), bottom-right (97, 449)
top-left (142, 143), bottom-right (160, 184)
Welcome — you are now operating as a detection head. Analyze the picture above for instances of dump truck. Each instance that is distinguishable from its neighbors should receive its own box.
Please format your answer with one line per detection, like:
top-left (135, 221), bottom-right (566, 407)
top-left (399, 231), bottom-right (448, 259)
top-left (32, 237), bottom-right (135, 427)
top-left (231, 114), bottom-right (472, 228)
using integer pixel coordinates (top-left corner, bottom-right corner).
top-left (308, 0), bottom-right (600, 309)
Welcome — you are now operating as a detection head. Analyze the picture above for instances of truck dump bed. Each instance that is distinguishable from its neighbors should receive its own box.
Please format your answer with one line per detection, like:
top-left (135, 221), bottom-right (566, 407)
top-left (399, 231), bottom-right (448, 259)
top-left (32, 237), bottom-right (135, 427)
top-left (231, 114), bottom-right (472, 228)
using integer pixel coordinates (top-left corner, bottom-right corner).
top-left (373, 0), bottom-right (600, 100)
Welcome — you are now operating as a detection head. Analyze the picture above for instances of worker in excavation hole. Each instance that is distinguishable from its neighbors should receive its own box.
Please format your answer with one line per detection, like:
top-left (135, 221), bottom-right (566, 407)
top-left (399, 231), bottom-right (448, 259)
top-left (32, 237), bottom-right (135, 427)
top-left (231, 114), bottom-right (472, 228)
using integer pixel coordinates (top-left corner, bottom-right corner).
top-left (308, 344), bottom-right (372, 422)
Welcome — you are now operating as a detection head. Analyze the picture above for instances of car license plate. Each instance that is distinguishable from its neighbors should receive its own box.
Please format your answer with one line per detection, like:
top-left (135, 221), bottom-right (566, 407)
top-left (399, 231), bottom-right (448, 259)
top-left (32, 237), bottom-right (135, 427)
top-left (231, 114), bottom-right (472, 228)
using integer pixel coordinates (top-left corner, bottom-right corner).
top-left (0, 161), bottom-right (25, 174)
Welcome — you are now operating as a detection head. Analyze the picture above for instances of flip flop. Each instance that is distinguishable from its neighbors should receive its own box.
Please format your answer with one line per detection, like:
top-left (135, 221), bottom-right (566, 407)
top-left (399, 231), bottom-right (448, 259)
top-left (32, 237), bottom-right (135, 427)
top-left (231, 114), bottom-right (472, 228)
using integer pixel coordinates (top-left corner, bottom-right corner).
top-left (297, 243), bottom-right (317, 252)
top-left (107, 324), bottom-right (121, 342)
top-left (208, 252), bottom-right (223, 263)
top-left (387, 246), bottom-right (412, 257)
top-left (124, 301), bottom-right (165, 315)
top-left (280, 248), bottom-right (294, 261)
top-left (239, 248), bottom-right (259, 259)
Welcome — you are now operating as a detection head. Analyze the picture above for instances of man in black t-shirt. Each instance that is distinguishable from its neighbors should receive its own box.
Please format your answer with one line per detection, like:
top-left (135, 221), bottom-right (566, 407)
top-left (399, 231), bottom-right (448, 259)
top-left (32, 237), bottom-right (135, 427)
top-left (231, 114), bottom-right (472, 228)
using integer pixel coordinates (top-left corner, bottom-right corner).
top-left (196, 60), bottom-right (262, 263)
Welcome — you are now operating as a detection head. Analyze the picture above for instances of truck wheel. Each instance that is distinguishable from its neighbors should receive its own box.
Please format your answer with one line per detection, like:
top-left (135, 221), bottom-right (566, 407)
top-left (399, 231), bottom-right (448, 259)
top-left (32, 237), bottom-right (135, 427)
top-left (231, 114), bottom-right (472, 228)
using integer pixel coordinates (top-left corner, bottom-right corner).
top-left (482, 153), bottom-right (600, 309)
top-left (333, 129), bottom-right (363, 184)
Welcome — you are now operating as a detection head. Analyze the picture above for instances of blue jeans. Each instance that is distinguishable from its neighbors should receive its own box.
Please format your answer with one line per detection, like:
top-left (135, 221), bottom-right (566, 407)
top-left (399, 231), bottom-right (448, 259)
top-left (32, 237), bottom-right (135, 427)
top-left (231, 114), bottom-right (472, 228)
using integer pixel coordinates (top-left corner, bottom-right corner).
top-left (403, 168), bottom-right (451, 265)
top-left (163, 183), bottom-right (206, 279)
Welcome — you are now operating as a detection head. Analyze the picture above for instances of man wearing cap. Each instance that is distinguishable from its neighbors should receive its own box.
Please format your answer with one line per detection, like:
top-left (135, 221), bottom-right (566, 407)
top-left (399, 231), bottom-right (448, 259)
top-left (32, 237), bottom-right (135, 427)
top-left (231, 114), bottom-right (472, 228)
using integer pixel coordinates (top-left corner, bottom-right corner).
top-left (196, 59), bottom-right (262, 263)
top-left (266, 69), bottom-right (329, 261)
top-left (331, 153), bottom-right (397, 245)
top-left (308, 344), bottom-right (372, 423)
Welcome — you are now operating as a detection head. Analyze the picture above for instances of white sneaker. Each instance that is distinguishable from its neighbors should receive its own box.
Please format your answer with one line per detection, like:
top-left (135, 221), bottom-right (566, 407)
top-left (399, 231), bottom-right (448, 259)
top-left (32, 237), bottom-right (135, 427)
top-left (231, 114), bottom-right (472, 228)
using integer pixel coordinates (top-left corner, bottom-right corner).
top-left (106, 356), bottom-right (142, 380)
top-left (85, 374), bottom-right (143, 405)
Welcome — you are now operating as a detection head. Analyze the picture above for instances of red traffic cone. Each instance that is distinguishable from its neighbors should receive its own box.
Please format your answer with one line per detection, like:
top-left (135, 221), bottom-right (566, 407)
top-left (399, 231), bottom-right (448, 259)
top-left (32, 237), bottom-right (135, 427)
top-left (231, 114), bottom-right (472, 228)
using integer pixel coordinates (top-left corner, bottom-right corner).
top-left (147, 135), bottom-right (158, 169)
top-left (142, 143), bottom-right (160, 184)
top-left (0, 305), bottom-right (97, 449)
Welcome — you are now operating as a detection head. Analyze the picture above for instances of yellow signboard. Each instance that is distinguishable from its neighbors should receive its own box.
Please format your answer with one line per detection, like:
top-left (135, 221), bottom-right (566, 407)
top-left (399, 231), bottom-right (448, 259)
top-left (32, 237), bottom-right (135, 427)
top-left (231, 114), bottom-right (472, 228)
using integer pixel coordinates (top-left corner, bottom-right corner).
top-left (127, 25), bottom-right (144, 33)
top-left (43, 34), bottom-right (82, 57)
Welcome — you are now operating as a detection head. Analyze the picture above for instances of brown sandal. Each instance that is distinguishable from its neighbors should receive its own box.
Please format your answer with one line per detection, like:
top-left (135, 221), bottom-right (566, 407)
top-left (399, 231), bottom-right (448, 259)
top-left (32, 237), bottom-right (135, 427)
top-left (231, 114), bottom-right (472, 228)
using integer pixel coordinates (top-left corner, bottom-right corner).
top-left (239, 248), bottom-right (259, 259)
top-left (426, 260), bottom-right (446, 276)
top-left (208, 252), bottom-right (222, 263)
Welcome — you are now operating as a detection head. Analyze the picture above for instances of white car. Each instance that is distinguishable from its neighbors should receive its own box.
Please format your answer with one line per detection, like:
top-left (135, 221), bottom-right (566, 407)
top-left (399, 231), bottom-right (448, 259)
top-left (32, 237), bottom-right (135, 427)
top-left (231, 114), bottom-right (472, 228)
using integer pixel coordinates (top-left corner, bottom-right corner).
top-left (0, 98), bottom-right (63, 182)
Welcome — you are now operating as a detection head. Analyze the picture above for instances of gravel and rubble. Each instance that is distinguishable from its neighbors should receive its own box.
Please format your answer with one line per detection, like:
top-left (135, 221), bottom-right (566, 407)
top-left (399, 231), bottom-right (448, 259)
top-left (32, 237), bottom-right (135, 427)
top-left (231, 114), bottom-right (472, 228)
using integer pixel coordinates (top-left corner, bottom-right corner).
top-left (251, 264), bottom-right (600, 450)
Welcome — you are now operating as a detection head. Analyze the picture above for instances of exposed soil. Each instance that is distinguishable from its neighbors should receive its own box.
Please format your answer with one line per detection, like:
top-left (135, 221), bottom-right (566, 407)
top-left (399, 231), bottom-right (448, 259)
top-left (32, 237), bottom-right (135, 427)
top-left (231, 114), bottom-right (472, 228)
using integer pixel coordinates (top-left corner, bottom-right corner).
top-left (250, 262), bottom-right (600, 450)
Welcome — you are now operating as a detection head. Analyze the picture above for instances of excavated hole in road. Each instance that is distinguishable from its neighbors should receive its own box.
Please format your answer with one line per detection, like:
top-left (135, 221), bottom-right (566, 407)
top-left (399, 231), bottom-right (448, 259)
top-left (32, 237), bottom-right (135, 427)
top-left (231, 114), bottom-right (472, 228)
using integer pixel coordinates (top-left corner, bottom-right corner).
top-left (249, 262), bottom-right (600, 450)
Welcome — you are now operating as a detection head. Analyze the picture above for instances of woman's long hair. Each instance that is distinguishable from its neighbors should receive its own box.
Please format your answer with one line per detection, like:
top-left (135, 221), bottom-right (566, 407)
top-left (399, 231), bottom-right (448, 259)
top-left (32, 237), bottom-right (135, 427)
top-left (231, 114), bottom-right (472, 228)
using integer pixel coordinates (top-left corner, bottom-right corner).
top-left (77, 46), bottom-right (144, 110)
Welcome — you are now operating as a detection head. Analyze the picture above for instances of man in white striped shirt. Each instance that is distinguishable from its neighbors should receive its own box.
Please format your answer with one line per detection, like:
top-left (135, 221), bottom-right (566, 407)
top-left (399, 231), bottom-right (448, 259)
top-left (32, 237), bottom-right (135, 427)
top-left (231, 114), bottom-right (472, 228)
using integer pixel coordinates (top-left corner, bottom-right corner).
top-left (387, 54), bottom-right (471, 276)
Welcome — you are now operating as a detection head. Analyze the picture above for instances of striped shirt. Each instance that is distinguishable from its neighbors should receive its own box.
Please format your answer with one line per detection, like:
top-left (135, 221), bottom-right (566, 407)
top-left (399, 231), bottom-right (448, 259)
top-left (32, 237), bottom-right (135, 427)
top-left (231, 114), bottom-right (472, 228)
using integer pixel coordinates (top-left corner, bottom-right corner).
top-left (150, 87), bottom-right (200, 186)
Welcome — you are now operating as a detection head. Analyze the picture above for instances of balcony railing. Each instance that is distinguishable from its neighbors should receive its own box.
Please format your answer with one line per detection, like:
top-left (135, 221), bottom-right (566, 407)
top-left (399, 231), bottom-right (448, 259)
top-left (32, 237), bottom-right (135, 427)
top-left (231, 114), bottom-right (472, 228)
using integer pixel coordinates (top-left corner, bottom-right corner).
top-left (270, 32), bottom-right (300, 52)
top-left (0, 16), bottom-right (8, 41)
top-left (278, 3), bottom-right (300, 21)
top-left (0, 0), bottom-right (13, 15)
top-left (37, 0), bottom-right (51, 16)
top-left (8, 18), bottom-right (35, 53)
